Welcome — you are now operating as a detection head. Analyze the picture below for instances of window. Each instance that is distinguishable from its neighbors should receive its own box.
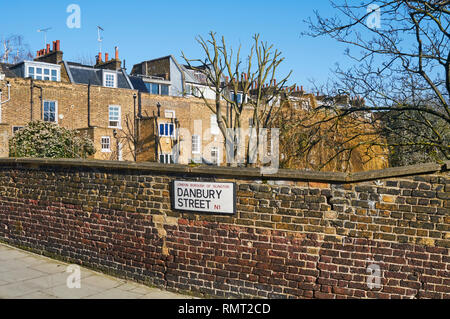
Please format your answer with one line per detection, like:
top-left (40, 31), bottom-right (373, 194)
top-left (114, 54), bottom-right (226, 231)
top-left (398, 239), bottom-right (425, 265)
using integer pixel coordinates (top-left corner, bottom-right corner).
top-left (104, 73), bottom-right (116, 88)
top-left (211, 147), bottom-right (219, 165)
top-left (192, 135), bottom-right (201, 154)
top-left (231, 92), bottom-right (243, 104)
top-left (12, 126), bottom-right (24, 134)
top-left (249, 118), bottom-right (254, 128)
top-left (159, 154), bottom-right (174, 164)
top-left (26, 64), bottom-right (59, 82)
top-left (44, 69), bottom-right (50, 81)
top-left (109, 105), bottom-right (121, 128)
top-left (145, 82), bottom-right (170, 96)
top-left (36, 68), bottom-right (42, 81)
top-left (51, 69), bottom-right (57, 81)
top-left (43, 101), bottom-right (57, 123)
top-left (165, 110), bottom-right (175, 119)
top-left (159, 123), bottom-right (175, 137)
top-left (101, 136), bottom-right (111, 152)
top-left (210, 115), bottom-right (219, 135)
top-left (161, 85), bottom-right (169, 96)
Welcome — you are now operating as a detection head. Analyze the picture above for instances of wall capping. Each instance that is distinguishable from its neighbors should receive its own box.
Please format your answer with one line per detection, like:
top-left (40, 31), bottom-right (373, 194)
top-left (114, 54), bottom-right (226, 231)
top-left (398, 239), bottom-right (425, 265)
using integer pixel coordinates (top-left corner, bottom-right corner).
top-left (0, 158), bottom-right (447, 183)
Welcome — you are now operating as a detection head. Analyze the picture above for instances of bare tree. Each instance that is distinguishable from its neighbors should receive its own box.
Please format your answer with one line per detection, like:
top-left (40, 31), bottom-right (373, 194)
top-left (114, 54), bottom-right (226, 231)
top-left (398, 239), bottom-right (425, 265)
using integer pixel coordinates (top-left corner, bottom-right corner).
top-left (73, 54), bottom-right (96, 66)
top-left (182, 32), bottom-right (292, 166)
top-left (302, 0), bottom-right (450, 166)
top-left (1, 35), bottom-right (33, 64)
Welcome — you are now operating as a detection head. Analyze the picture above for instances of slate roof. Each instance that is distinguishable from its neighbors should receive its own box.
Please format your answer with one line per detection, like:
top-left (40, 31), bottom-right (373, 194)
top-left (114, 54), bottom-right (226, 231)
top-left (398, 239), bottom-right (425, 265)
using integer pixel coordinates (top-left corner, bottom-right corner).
top-left (65, 62), bottom-right (133, 89)
top-left (128, 76), bottom-right (149, 93)
top-left (0, 63), bottom-right (19, 78)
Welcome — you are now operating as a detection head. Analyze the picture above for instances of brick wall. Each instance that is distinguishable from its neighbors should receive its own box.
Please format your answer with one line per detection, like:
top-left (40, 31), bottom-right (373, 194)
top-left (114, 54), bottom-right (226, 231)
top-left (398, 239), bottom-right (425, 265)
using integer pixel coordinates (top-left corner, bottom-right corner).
top-left (0, 159), bottom-right (448, 299)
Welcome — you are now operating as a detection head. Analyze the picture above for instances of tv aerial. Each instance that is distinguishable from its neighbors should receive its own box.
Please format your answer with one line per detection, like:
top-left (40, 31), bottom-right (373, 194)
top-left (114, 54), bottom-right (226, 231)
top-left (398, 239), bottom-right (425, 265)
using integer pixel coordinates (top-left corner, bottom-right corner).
top-left (37, 27), bottom-right (52, 46)
top-left (97, 26), bottom-right (104, 53)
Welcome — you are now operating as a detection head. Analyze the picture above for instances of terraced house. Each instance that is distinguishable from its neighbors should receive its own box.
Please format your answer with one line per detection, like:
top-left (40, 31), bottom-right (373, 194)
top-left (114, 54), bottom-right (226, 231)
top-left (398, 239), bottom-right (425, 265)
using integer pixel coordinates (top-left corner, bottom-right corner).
top-left (0, 40), bottom-right (258, 164)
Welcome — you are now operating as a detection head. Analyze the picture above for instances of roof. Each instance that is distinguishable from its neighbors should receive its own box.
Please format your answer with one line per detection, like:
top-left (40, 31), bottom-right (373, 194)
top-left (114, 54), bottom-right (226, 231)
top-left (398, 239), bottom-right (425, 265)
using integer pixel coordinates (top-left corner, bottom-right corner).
top-left (0, 63), bottom-right (19, 78)
top-left (129, 76), bottom-right (149, 93)
top-left (64, 62), bottom-right (133, 89)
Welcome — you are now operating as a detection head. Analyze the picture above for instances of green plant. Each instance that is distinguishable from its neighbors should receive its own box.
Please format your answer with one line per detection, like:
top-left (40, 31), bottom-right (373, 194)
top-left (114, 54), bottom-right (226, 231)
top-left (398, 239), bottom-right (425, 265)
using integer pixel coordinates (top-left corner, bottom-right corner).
top-left (9, 121), bottom-right (95, 159)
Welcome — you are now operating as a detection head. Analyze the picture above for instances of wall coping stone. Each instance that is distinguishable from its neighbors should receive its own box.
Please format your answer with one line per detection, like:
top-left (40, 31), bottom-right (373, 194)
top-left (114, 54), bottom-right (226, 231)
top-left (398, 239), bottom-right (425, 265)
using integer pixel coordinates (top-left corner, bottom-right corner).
top-left (0, 158), bottom-right (447, 184)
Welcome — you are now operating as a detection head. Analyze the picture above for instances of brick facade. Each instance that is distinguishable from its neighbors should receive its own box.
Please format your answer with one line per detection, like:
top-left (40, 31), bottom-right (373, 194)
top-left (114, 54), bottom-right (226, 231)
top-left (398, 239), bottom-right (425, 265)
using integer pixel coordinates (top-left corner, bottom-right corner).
top-left (0, 77), bottom-right (253, 163)
top-left (0, 159), bottom-right (448, 299)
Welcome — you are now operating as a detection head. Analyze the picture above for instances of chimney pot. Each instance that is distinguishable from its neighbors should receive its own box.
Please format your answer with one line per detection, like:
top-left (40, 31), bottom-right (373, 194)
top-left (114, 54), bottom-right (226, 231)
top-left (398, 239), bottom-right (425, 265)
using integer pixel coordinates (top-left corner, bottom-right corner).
top-left (46, 44), bottom-right (50, 54)
top-left (105, 53), bottom-right (109, 62)
top-left (52, 41), bottom-right (56, 52)
top-left (115, 46), bottom-right (119, 60)
top-left (98, 52), bottom-right (102, 63)
top-left (56, 40), bottom-right (60, 52)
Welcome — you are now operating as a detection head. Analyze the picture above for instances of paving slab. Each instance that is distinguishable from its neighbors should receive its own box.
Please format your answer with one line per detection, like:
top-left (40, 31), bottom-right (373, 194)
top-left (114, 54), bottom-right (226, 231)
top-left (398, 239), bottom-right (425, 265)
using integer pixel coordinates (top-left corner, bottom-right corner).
top-left (0, 243), bottom-right (195, 299)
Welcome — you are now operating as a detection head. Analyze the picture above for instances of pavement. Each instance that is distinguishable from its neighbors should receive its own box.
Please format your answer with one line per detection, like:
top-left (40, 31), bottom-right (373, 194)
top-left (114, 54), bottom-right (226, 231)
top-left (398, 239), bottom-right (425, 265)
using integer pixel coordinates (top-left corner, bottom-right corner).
top-left (0, 243), bottom-right (194, 299)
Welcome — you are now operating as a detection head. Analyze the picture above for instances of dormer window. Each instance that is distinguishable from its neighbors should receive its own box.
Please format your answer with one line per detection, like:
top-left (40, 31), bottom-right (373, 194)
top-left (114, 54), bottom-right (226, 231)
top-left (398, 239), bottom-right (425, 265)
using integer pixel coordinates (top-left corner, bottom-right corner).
top-left (104, 72), bottom-right (117, 88)
top-left (24, 62), bottom-right (60, 82)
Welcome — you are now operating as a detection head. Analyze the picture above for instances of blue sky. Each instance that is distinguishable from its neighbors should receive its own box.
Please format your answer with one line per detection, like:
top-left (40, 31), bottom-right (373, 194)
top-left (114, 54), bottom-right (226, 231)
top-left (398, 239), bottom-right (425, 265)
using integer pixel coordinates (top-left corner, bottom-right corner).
top-left (0, 0), bottom-right (353, 90)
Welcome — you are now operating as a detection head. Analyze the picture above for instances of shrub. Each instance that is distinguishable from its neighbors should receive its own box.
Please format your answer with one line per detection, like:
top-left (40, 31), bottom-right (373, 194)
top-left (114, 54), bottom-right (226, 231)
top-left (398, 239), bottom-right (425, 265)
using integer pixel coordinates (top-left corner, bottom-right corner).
top-left (9, 121), bottom-right (95, 159)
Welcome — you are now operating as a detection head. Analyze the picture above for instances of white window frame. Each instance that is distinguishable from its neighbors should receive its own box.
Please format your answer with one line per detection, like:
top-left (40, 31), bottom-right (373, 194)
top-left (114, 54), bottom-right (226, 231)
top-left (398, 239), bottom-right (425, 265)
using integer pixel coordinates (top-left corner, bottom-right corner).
top-left (103, 71), bottom-right (117, 88)
top-left (12, 126), bottom-right (24, 134)
top-left (211, 147), bottom-right (219, 166)
top-left (231, 92), bottom-right (245, 104)
top-left (24, 62), bottom-right (60, 82)
top-left (210, 115), bottom-right (219, 135)
top-left (43, 100), bottom-right (58, 123)
top-left (159, 123), bottom-right (175, 138)
top-left (101, 136), bottom-right (111, 153)
top-left (108, 105), bottom-right (121, 128)
top-left (192, 135), bottom-right (201, 154)
top-left (165, 110), bottom-right (176, 119)
top-left (159, 153), bottom-right (174, 164)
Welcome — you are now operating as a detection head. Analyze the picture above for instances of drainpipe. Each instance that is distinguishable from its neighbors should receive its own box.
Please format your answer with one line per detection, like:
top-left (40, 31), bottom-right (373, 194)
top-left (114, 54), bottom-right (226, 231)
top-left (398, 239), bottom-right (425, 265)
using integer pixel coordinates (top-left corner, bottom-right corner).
top-left (0, 81), bottom-right (11, 123)
top-left (88, 80), bottom-right (91, 128)
top-left (30, 78), bottom-right (34, 122)
top-left (30, 78), bottom-right (43, 121)
top-left (138, 92), bottom-right (142, 118)
top-left (133, 93), bottom-right (137, 161)
top-left (35, 85), bottom-right (43, 121)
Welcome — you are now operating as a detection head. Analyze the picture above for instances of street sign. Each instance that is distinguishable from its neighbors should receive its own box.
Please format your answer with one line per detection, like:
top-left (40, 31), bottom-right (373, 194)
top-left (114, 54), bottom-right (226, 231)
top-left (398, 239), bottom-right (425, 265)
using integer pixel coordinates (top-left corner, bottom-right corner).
top-left (172, 180), bottom-right (236, 215)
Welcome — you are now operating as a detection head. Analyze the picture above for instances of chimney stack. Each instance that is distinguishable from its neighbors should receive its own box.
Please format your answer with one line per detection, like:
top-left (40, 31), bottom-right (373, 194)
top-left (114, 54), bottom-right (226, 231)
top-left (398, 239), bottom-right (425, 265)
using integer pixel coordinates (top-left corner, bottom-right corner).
top-left (34, 40), bottom-right (63, 64)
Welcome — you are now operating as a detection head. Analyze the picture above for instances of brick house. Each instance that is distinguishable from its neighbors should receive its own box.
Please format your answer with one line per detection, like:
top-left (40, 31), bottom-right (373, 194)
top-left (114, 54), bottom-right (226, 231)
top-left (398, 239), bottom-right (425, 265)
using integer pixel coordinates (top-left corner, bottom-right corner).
top-left (0, 40), bottom-right (256, 165)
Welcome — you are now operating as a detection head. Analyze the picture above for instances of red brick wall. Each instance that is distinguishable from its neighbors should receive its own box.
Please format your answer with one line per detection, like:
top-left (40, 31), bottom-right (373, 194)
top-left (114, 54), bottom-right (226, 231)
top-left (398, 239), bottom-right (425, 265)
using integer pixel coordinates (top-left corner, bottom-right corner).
top-left (0, 159), bottom-right (448, 299)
